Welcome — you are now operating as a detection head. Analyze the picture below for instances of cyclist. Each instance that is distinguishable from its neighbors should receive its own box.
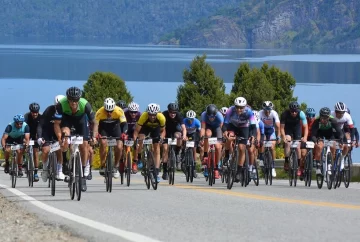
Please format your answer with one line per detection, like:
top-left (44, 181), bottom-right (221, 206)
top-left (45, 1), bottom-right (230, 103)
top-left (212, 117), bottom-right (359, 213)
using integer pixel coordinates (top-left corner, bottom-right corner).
top-left (253, 110), bottom-right (264, 170)
top-left (133, 103), bottom-right (165, 183)
top-left (200, 104), bottom-right (223, 179)
top-left (37, 95), bottom-right (65, 181)
top-left (220, 107), bottom-right (228, 118)
top-left (116, 100), bottom-right (127, 112)
top-left (223, 97), bottom-right (257, 181)
top-left (162, 102), bottom-right (186, 179)
top-left (258, 101), bottom-right (281, 177)
top-left (54, 86), bottom-right (95, 192)
top-left (93, 98), bottom-right (128, 179)
top-left (280, 101), bottom-right (308, 178)
top-left (1, 114), bottom-right (30, 176)
top-left (181, 110), bottom-right (201, 178)
top-left (24, 102), bottom-right (41, 182)
top-left (344, 108), bottom-right (359, 147)
top-left (311, 107), bottom-right (344, 175)
top-left (125, 101), bottom-right (142, 172)
top-left (331, 102), bottom-right (355, 169)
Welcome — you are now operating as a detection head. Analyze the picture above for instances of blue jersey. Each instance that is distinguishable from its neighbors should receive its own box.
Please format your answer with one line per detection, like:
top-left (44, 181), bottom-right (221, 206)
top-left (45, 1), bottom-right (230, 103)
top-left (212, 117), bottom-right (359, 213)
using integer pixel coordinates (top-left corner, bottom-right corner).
top-left (256, 120), bottom-right (265, 135)
top-left (4, 122), bottom-right (30, 139)
top-left (183, 118), bottom-right (201, 134)
top-left (224, 106), bottom-right (256, 128)
top-left (201, 111), bottom-right (223, 128)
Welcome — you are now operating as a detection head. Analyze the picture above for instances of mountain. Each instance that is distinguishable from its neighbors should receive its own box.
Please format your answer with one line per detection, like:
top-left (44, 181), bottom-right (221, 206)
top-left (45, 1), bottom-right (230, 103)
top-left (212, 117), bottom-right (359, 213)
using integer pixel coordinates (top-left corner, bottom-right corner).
top-left (158, 0), bottom-right (360, 48)
top-left (0, 0), bottom-right (240, 44)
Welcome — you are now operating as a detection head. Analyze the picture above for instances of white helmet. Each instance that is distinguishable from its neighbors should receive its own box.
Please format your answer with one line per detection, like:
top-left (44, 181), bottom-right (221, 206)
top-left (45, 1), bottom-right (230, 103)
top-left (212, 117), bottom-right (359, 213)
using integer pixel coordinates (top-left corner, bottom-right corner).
top-left (334, 102), bottom-right (347, 112)
top-left (54, 95), bottom-right (65, 105)
top-left (220, 107), bottom-right (228, 115)
top-left (262, 101), bottom-right (274, 110)
top-left (104, 98), bottom-right (116, 111)
top-left (186, 110), bottom-right (196, 119)
top-left (128, 102), bottom-right (139, 112)
top-left (146, 103), bottom-right (160, 114)
top-left (252, 110), bottom-right (260, 122)
top-left (234, 97), bottom-right (247, 106)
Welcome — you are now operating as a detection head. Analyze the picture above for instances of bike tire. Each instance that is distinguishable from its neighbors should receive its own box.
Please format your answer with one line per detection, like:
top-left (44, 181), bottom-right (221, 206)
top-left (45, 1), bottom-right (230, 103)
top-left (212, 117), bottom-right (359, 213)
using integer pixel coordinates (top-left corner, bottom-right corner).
top-left (75, 152), bottom-right (82, 201)
top-left (189, 149), bottom-right (194, 183)
top-left (307, 150), bottom-right (313, 187)
top-left (107, 148), bottom-right (113, 193)
top-left (126, 151), bottom-right (131, 187)
top-left (51, 154), bottom-right (56, 196)
top-left (326, 152), bottom-right (333, 190)
top-left (11, 159), bottom-right (17, 188)
top-left (263, 150), bottom-right (269, 185)
top-left (343, 154), bottom-right (351, 188)
top-left (185, 150), bottom-right (190, 183)
top-left (169, 148), bottom-right (176, 185)
top-left (244, 149), bottom-right (249, 187)
top-left (148, 151), bottom-right (158, 190)
top-left (28, 152), bottom-right (34, 187)
top-left (253, 159), bottom-right (259, 186)
top-left (69, 156), bottom-right (75, 200)
top-left (211, 150), bottom-right (216, 185)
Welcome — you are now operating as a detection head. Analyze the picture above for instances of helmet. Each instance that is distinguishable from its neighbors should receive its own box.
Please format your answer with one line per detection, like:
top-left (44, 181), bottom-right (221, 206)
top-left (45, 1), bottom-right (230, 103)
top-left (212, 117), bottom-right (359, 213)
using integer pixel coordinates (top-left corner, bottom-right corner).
top-left (234, 97), bottom-right (247, 107)
top-left (346, 108), bottom-right (351, 115)
top-left (66, 86), bottom-right (82, 100)
top-left (252, 110), bottom-right (260, 122)
top-left (186, 110), bottom-right (196, 119)
top-left (220, 107), bottom-right (228, 115)
top-left (13, 114), bottom-right (25, 123)
top-left (29, 102), bottom-right (40, 112)
top-left (167, 102), bottom-right (179, 112)
top-left (262, 101), bottom-right (274, 110)
top-left (128, 102), bottom-right (139, 112)
top-left (54, 95), bottom-right (65, 105)
top-left (116, 100), bottom-right (127, 109)
top-left (306, 108), bottom-right (316, 117)
top-left (289, 101), bottom-right (299, 110)
top-left (334, 102), bottom-right (347, 112)
top-left (206, 104), bottom-right (218, 116)
top-left (104, 98), bottom-right (116, 112)
top-left (319, 107), bottom-right (331, 117)
top-left (146, 103), bottom-right (160, 114)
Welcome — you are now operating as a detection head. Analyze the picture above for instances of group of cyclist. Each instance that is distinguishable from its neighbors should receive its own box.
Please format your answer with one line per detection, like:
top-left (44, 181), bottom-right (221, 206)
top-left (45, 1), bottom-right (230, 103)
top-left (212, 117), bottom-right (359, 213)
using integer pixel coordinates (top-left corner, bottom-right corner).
top-left (1, 85), bottom-right (359, 190)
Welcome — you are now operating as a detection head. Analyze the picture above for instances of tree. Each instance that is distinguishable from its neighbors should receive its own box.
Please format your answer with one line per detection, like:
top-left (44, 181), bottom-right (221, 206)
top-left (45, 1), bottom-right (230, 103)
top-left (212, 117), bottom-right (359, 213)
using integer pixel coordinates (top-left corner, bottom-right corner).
top-left (176, 54), bottom-right (228, 116)
top-left (82, 72), bottom-right (133, 111)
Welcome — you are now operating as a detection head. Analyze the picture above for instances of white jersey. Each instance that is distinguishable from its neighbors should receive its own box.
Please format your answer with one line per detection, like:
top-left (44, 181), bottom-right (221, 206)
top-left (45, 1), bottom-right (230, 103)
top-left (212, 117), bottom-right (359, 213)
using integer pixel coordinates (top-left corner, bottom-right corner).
top-left (331, 111), bottom-right (353, 129)
top-left (259, 110), bottom-right (280, 128)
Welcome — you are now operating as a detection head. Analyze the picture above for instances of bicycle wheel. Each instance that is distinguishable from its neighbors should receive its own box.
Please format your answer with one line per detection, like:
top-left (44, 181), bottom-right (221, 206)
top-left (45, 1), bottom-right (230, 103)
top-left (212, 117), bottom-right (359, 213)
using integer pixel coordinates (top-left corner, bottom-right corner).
top-left (148, 151), bottom-right (158, 190)
top-left (208, 151), bottom-right (214, 186)
top-left (227, 149), bottom-right (237, 190)
top-left (306, 150), bottom-right (313, 187)
top-left (51, 153), bottom-right (56, 196)
top-left (185, 150), bottom-right (190, 183)
top-left (168, 148), bottom-right (176, 185)
top-left (290, 151), bottom-right (298, 187)
top-left (332, 156), bottom-right (340, 189)
top-left (244, 149), bottom-right (249, 187)
top-left (28, 153), bottom-right (34, 187)
top-left (253, 159), bottom-right (259, 186)
top-left (343, 154), bottom-right (351, 188)
top-left (106, 148), bottom-right (113, 193)
top-left (69, 157), bottom-right (75, 200)
top-left (189, 149), bottom-right (194, 183)
top-left (326, 152), bottom-right (333, 190)
top-left (75, 152), bottom-right (82, 201)
top-left (263, 150), bottom-right (270, 185)
top-left (126, 151), bottom-right (131, 187)
top-left (11, 158), bottom-right (17, 188)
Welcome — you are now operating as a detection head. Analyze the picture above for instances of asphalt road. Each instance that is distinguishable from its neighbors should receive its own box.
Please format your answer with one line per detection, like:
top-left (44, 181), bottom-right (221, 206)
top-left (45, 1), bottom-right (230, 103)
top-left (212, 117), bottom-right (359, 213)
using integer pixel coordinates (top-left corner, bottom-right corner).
top-left (1, 169), bottom-right (360, 242)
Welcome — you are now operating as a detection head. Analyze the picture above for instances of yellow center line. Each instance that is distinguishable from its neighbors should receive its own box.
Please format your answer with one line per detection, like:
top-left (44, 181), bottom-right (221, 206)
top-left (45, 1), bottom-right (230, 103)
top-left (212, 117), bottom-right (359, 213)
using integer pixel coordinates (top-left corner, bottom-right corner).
top-left (95, 176), bottom-right (360, 210)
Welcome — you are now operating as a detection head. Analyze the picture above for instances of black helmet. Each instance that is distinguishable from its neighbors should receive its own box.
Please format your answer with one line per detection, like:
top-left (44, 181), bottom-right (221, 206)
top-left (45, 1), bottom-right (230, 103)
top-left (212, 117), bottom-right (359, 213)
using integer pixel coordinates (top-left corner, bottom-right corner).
top-left (66, 86), bottom-right (82, 100)
top-left (167, 102), bottom-right (179, 112)
top-left (289, 101), bottom-right (299, 110)
top-left (319, 107), bottom-right (331, 117)
top-left (29, 102), bottom-right (40, 112)
top-left (116, 100), bottom-right (127, 109)
top-left (206, 104), bottom-right (218, 116)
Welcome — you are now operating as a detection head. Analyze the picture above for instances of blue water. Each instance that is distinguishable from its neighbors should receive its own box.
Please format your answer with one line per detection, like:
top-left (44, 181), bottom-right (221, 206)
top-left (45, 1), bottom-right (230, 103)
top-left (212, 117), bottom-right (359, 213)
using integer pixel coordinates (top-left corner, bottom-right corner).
top-left (0, 43), bottom-right (359, 161)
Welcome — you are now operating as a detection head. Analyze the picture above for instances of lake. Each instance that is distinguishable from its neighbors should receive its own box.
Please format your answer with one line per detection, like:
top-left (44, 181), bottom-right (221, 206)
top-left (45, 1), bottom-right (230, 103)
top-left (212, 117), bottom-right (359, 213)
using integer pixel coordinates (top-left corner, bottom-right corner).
top-left (0, 41), bottom-right (359, 161)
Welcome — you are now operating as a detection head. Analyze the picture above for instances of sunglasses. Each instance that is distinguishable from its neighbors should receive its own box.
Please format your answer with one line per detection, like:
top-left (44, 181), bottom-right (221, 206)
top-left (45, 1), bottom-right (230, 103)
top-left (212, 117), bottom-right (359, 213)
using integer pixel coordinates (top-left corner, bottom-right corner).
top-left (207, 115), bottom-right (216, 118)
top-left (290, 109), bottom-right (298, 113)
top-left (169, 112), bottom-right (177, 115)
top-left (335, 111), bottom-right (345, 115)
top-left (307, 114), bottom-right (315, 118)
top-left (129, 111), bottom-right (137, 114)
top-left (68, 99), bottom-right (80, 103)
top-left (16, 122), bottom-right (23, 125)
top-left (235, 106), bottom-right (245, 110)
top-left (148, 114), bottom-right (156, 117)
top-left (320, 116), bottom-right (329, 120)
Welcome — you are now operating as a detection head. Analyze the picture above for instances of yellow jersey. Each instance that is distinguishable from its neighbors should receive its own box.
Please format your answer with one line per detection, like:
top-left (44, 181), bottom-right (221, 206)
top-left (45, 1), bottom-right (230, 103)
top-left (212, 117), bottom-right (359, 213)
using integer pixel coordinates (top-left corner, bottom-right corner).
top-left (95, 106), bottom-right (126, 124)
top-left (137, 112), bottom-right (166, 128)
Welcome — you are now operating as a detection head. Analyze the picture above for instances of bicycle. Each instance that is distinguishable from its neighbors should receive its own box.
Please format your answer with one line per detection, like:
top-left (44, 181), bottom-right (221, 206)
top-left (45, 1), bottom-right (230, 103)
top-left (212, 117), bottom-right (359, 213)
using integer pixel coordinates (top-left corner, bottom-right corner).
top-left (99, 136), bottom-right (121, 193)
top-left (342, 144), bottom-right (353, 188)
top-left (203, 137), bottom-right (222, 187)
top-left (46, 140), bottom-right (61, 196)
top-left (123, 139), bottom-right (134, 187)
top-left (164, 137), bottom-right (178, 185)
top-left (286, 140), bottom-right (302, 187)
top-left (6, 143), bottom-right (22, 188)
top-left (138, 136), bottom-right (158, 190)
top-left (24, 140), bottom-right (35, 187)
top-left (262, 139), bottom-right (278, 186)
top-left (62, 133), bottom-right (84, 201)
top-left (303, 141), bottom-right (315, 187)
top-left (332, 140), bottom-right (351, 189)
top-left (316, 138), bottom-right (336, 190)
top-left (183, 138), bottom-right (196, 183)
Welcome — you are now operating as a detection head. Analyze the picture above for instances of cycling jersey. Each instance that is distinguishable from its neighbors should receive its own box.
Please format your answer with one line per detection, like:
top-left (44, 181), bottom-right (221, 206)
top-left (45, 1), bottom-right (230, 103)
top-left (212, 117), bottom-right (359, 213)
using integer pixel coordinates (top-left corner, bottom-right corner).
top-left (201, 111), bottom-right (223, 128)
top-left (256, 120), bottom-right (265, 135)
top-left (301, 117), bottom-right (315, 138)
top-left (95, 106), bottom-right (126, 124)
top-left (163, 110), bottom-right (184, 136)
top-left (259, 110), bottom-right (280, 139)
top-left (125, 110), bottom-right (141, 133)
top-left (55, 97), bottom-right (95, 122)
top-left (4, 122), bottom-right (30, 139)
top-left (224, 106), bottom-right (256, 128)
top-left (24, 112), bottom-right (41, 138)
top-left (330, 111), bottom-right (354, 129)
top-left (37, 105), bottom-right (58, 144)
top-left (137, 112), bottom-right (166, 129)
top-left (183, 118), bottom-right (201, 135)
top-left (280, 109), bottom-right (307, 140)
top-left (311, 117), bottom-right (343, 142)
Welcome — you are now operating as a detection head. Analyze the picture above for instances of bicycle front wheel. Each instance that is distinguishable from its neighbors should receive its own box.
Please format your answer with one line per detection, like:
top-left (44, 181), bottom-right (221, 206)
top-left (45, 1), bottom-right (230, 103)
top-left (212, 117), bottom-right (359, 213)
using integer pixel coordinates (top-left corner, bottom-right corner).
top-left (343, 154), bottom-right (351, 188)
top-left (75, 152), bottom-right (82, 201)
top-left (126, 151), bottom-right (131, 187)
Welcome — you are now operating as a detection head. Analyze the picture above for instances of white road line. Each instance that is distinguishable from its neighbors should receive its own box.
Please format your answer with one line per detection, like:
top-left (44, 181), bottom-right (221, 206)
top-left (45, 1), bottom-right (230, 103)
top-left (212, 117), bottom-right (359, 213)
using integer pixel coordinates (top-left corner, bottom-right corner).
top-left (0, 183), bottom-right (162, 242)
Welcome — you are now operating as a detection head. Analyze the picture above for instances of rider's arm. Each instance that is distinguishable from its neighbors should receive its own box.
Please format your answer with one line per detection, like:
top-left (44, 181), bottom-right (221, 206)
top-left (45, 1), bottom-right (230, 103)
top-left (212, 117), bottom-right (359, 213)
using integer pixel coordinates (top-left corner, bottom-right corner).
top-left (84, 102), bottom-right (96, 135)
top-left (331, 118), bottom-right (344, 141)
top-left (133, 123), bottom-right (141, 140)
top-left (1, 125), bottom-right (12, 147)
top-left (24, 124), bottom-right (30, 145)
top-left (310, 119), bottom-right (319, 142)
top-left (355, 127), bottom-right (359, 142)
top-left (280, 111), bottom-right (286, 140)
top-left (248, 111), bottom-right (257, 137)
top-left (36, 113), bottom-right (45, 139)
top-left (200, 112), bottom-right (206, 138)
top-left (54, 103), bottom-right (63, 141)
top-left (300, 111), bottom-right (308, 139)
